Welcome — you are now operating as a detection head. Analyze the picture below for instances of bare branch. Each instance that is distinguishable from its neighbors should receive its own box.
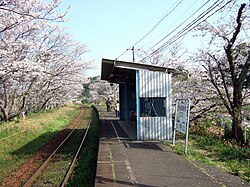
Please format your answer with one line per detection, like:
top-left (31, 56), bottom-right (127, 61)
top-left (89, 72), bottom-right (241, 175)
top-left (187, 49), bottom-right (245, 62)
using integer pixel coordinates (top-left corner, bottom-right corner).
top-left (237, 51), bottom-right (250, 86)
top-left (224, 3), bottom-right (246, 84)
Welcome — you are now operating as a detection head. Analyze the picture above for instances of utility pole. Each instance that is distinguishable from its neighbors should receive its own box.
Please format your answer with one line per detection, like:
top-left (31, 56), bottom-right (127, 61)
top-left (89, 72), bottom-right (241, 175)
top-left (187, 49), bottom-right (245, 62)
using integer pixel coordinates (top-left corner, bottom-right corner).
top-left (132, 46), bottom-right (135, 63)
top-left (127, 46), bottom-right (139, 62)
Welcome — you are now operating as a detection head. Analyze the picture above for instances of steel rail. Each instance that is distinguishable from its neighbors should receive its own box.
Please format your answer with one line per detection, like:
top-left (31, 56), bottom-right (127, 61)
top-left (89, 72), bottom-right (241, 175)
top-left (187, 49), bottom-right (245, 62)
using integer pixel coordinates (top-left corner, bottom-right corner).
top-left (60, 109), bottom-right (92, 186)
top-left (22, 108), bottom-right (85, 187)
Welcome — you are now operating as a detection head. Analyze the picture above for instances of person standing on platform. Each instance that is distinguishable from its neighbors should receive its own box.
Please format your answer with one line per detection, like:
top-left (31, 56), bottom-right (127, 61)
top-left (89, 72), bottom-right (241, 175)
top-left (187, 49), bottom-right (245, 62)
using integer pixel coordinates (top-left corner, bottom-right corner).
top-left (114, 100), bottom-right (120, 117)
top-left (106, 98), bottom-right (111, 112)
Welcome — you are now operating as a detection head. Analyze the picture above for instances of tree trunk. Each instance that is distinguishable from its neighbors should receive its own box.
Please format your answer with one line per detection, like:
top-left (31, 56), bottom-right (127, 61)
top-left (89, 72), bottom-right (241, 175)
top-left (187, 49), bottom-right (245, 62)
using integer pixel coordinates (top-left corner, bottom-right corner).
top-left (0, 107), bottom-right (9, 122)
top-left (232, 116), bottom-right (244, 145)
top-left (231, 92), bottom-right (244, 145)
top-left (231, 84), bottom-right (244, 145)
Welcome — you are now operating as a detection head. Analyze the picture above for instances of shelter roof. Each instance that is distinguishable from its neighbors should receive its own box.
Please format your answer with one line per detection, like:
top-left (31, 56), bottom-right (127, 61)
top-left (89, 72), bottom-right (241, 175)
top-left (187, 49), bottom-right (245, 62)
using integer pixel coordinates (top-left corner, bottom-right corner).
top-left (101, 58), bottom-right (175, 84)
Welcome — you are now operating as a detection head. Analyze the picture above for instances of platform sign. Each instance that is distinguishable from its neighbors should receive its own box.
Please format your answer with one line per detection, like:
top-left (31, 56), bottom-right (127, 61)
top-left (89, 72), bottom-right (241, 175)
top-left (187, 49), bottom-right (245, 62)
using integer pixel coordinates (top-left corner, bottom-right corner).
top-left (176, 101), bottom-right (189, 134)
top-left (173, 99), bottom-right (190, 154)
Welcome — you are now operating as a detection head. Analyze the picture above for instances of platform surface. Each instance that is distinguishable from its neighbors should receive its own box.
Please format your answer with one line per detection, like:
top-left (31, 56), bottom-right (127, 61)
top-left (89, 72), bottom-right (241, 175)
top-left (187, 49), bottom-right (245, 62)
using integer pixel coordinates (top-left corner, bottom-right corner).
top-left (95, 107), bottom-right (248, 187)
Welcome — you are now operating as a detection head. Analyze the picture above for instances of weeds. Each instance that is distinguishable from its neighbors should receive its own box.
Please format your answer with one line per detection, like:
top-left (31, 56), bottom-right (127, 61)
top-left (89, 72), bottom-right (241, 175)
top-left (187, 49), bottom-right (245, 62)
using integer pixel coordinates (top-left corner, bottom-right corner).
top-left (219, 147), bottom-right (249, 161)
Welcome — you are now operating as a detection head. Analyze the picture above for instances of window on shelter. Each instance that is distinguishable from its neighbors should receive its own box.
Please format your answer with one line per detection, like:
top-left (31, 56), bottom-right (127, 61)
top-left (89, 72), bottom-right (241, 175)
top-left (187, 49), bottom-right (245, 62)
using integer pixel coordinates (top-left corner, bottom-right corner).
top-left (140, 97), bottom-right (166, 117)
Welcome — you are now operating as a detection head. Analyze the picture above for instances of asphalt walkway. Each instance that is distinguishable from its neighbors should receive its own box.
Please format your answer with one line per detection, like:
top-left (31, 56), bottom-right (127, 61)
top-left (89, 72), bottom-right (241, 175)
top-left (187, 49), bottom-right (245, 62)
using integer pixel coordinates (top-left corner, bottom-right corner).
top-left (95, 107), bottom-right (248, 187)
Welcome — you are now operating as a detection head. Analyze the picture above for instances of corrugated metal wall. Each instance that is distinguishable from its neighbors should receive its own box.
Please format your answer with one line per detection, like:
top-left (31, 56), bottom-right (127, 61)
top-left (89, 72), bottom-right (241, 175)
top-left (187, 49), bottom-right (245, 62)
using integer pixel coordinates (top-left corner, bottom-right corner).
top-left (139, 70), bottom-right (168, 97)
top-left (139, 117), bottom-right (167, 140)
top-left (137, 70), bottom-right (172, 140)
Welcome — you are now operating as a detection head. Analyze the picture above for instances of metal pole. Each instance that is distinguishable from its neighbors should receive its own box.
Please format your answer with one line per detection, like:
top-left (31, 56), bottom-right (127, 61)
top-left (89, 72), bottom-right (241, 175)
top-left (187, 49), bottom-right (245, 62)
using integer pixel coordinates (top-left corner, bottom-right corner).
top-left (184, 99), bottom-right (190, 154)
top-left (136, 70), bottom-right (140, 141)
top-left (132, 46), bottom-right (135, 62)
top-left (173, 102), bottom-right (178, 145)
top-left (124, 82), bottom-right (127, 121)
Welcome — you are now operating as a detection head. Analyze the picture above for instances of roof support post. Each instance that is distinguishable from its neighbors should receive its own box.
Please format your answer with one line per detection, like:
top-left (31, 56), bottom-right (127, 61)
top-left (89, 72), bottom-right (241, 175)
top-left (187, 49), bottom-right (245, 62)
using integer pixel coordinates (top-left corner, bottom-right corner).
top-left (136, 70), bottom-right (140, 141)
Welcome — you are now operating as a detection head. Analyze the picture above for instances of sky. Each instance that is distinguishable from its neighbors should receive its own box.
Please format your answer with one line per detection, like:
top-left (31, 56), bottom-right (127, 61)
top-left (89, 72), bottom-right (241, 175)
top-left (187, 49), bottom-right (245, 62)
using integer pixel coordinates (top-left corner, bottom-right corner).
top-left (58, 0), bottom-right (246, 77)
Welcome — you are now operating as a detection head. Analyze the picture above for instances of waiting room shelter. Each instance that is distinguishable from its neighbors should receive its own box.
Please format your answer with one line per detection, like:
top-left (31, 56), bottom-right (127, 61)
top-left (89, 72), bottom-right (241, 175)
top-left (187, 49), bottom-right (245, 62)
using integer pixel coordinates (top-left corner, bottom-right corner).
top-left (101, 58), bottom-right (174, 141)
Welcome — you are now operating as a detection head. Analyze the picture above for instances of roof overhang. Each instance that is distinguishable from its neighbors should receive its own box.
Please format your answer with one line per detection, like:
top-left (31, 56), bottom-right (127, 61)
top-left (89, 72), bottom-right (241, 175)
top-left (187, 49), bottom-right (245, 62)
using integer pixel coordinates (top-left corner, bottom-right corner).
top-left (101, 58), bottom-right (175, 84)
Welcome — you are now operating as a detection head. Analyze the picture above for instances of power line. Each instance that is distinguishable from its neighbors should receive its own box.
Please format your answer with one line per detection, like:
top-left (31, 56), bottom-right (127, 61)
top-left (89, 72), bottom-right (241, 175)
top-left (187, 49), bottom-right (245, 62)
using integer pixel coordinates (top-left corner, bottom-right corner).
top-left (154, 0), bottom-right (232, 54)
top-left (116, 0), bottom-right (184, 61)
top-left (141, 0), bottom-right (199, 50)
top-left (138, 0), bottom-right (231, 62)
top-left (132, 0), bottom-right (184, 47)
top-left (149, 0), bottom-right (213, 52)
top-left (116, 49), bottom-right (128, 60)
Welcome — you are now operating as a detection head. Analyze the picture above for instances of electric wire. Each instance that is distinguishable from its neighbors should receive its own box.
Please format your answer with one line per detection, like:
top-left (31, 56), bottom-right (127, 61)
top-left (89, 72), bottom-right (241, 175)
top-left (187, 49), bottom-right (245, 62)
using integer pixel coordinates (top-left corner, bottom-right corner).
top-left (138, 0), bottom-right (231, 62)
top-left (139, 0), bottom-right (217, 62)
top-left (141, 0), bottom-right (199, 50)
top-left (116, 0), bottom-right (184, 60)
top-left (116, 49), bottom-right (128, 60)
top-left (132, 0), bottom-right (184, 47)
top-left (116, 0), bottom-right (234, 63)
top-left (154, 0), bottom-right (232, 54)
top-left (148, 0), bottom-right (214, 52)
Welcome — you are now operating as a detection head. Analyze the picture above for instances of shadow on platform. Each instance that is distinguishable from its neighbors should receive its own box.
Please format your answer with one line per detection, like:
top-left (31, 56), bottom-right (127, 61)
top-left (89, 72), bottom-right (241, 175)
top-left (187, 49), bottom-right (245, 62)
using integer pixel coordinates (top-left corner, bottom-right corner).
top-left (124, 141), bottom-right (163, 151)
top-left (118, 121), bottom-right (137, 140)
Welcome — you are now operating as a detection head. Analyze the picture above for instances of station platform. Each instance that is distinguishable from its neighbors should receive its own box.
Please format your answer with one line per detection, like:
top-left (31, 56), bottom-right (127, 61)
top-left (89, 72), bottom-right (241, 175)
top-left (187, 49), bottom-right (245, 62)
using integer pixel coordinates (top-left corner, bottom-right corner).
top-left (95, 107), bottom-right (248, 187)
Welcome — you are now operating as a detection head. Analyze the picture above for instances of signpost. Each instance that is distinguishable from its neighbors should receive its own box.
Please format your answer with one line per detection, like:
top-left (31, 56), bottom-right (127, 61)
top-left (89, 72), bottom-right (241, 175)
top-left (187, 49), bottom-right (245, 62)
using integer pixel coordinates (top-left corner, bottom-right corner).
top-left (173, 99), bottom-right (190, 154)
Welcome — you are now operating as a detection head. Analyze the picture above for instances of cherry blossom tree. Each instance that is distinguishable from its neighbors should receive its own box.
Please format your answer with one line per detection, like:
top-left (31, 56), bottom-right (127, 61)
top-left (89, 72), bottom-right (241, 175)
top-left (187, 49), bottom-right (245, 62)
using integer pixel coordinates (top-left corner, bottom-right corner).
top-left (136, 1), bottom-right (249, 145)
top-left (137, 44), bottom-right (217, 122)
top-left (0, 0), bottom-right (92, 122)
top-left (84, 76), bottom-right (118, 104)
top-left (195, 2), bottom-right (250, 144)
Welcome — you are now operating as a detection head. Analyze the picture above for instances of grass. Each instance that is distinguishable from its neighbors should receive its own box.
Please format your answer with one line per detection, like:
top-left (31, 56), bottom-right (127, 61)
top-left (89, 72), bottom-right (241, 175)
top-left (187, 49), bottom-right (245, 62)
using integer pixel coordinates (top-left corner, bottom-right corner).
top-left (165, 133), bottom-right (250, 183)
top-left (0, 104), bottom-right (81, 182)
top-left (67, 106), bottom-right (100, 187)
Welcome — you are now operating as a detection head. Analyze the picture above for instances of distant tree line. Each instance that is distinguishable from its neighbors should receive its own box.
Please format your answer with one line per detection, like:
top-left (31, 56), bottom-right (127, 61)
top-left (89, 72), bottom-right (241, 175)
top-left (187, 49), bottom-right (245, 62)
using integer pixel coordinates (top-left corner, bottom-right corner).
top-left (82, 76), bottom-right (118, 105)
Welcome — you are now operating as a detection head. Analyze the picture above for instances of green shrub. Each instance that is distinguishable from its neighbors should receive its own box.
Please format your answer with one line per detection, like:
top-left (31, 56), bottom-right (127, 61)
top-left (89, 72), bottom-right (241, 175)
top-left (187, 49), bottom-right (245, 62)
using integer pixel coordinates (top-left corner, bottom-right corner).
top-left (223, 118), bottom-right (232, 139)
top-left (219, 147), bottom-right (250, 161)
top-left (196, 135), bottom-right (218, 146)
top-left (81, 98), bottom-right (89, 104)
top-left (204, 119), bottom-right (212, 128)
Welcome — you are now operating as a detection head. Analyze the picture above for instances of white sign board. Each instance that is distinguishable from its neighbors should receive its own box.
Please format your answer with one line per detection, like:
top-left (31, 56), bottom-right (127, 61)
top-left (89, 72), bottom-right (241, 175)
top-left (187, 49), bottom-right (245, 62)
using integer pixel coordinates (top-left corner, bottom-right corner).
top-left (176, 102), bottom-right (188, 134)
top-left (173, 99), bottom-right (190, 154)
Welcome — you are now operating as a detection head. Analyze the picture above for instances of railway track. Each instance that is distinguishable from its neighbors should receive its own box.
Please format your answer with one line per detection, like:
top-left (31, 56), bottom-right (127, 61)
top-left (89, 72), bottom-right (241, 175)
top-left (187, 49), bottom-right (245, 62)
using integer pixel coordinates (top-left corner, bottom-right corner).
top-left (22, 107), bottom-right (92, 187)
